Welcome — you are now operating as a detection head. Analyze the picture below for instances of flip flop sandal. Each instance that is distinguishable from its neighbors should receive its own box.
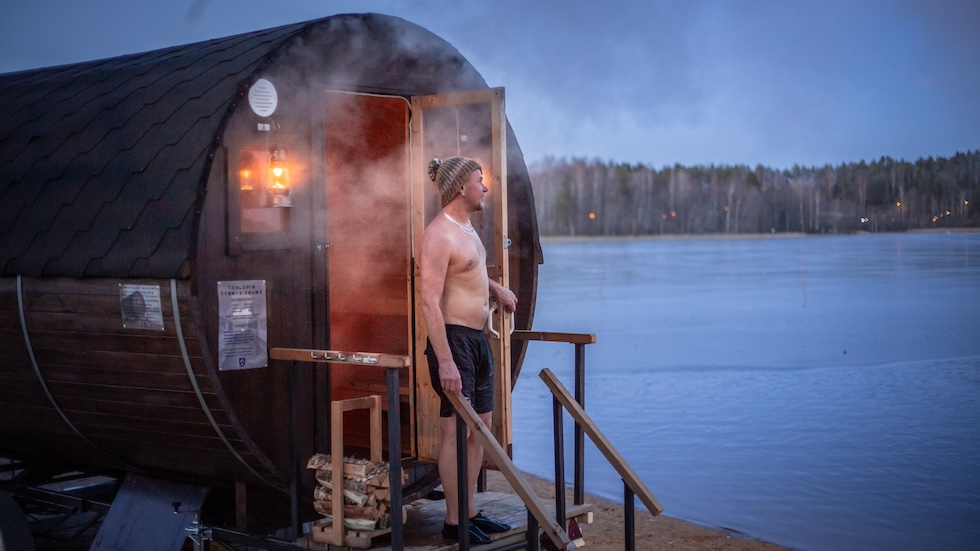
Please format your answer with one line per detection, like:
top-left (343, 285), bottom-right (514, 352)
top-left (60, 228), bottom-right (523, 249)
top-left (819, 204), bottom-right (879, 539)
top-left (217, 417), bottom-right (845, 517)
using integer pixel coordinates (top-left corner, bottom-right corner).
top-left (470, 511), bottom-right (512, 533)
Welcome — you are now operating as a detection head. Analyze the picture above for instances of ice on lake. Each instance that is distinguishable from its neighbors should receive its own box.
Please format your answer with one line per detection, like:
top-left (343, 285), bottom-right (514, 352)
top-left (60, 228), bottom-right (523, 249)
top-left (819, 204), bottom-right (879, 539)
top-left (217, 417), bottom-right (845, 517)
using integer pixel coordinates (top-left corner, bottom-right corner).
top-left (511, 232), bottom-right (980, 551)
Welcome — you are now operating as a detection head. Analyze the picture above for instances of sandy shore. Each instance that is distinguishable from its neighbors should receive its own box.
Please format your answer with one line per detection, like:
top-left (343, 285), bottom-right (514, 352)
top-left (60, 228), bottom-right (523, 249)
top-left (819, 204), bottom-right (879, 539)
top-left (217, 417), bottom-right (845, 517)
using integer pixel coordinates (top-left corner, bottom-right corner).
top-left (484, 470), bottom-right (790, 551)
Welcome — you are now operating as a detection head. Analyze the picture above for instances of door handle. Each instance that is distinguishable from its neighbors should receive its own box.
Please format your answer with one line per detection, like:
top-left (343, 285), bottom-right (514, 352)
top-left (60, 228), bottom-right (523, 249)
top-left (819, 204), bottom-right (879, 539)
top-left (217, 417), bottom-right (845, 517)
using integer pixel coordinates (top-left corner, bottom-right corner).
top-left (487, 303), bottom-right (514, 339)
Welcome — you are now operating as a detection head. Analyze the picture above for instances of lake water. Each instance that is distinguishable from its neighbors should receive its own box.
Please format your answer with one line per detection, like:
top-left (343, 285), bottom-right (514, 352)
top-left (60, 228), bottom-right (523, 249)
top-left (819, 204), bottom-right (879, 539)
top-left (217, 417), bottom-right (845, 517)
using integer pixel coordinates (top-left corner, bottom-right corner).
top-left (510, 232), bottom-right (980, 551)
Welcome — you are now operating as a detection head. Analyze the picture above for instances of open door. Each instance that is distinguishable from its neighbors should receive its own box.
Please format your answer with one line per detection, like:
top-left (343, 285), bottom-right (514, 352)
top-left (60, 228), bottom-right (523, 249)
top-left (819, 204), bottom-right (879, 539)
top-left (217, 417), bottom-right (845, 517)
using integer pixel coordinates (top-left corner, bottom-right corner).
top-left (411, 88), bottom-right (511, 463)
top-left (323, 91), bottom-right (413, 455)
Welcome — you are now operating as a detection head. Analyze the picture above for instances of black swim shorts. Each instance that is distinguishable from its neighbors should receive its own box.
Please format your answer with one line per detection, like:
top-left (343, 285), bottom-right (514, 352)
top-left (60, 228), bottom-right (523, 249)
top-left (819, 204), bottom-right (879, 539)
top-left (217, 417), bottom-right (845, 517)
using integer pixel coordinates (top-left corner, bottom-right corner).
top-left (425, 324), bottom-right (495, 417)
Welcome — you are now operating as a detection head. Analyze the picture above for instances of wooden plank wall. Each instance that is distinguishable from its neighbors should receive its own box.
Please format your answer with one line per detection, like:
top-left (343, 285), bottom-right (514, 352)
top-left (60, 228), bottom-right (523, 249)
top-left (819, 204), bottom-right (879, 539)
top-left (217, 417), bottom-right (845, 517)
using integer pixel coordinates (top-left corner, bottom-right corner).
top-left (0, 276), bottom-right (282, 488)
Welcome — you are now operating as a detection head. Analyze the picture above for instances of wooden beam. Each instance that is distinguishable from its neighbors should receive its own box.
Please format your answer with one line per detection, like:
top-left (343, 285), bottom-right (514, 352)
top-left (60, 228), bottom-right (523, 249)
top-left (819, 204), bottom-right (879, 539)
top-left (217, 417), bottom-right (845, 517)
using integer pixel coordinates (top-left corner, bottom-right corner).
top-left (539, 368), bottom-right (664, 516)
top-left (512, 331), bottom-right (596, 345)
top-left (445, 392), bottom-right (573, 550)
top-left (269, 348), bottom-right (410, 368)
top-left (414, 87), bottom-right (505, 109)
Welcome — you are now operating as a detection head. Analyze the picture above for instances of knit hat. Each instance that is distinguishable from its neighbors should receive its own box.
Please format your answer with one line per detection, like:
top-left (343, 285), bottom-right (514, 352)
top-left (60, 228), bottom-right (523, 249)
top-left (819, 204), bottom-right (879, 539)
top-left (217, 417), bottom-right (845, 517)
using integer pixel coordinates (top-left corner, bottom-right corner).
top-left (428, 156), bottom-right (482, 207)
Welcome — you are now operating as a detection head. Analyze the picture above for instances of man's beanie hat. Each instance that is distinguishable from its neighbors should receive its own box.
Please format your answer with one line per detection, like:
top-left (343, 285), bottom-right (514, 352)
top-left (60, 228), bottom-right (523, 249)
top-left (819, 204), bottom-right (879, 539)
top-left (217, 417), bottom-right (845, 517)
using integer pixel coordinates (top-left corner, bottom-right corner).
top-left (428, 156), bottom-right (482, 207)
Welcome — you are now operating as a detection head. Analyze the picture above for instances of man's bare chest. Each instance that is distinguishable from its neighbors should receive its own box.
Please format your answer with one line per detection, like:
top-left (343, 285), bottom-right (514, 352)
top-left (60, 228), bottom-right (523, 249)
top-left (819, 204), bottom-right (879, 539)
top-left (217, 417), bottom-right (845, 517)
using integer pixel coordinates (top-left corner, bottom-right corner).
top-left (448, 235), bottom-right (485, 275)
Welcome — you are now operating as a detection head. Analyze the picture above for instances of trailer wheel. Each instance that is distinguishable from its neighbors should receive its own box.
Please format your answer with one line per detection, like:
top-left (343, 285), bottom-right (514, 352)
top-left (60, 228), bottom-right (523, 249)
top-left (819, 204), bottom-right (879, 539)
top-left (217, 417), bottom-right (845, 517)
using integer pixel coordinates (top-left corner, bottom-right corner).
top-left (0, 492), bottom-right (35, 551)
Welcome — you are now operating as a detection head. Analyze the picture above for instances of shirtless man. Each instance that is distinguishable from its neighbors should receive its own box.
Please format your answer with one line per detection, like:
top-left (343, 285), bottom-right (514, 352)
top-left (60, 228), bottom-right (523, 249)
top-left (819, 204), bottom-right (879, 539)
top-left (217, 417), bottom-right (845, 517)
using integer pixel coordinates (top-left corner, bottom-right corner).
top-left (421, 156), bottom-right (517, 544)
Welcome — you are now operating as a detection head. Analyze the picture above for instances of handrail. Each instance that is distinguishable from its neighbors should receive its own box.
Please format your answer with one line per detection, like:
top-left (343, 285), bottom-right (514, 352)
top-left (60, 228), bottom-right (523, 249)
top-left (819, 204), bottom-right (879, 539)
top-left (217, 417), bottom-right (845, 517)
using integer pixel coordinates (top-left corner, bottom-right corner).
top-left (446, 391), bottom-right (573, 550)
top-left (513, 330), bottom-right (594, 505)
top-left (268, 347), bottom-right (408, 548)
top-left (512, 330), bottom-right (596, 345)
top-left (270, 347), bottom-right (410, 368)
top-left (539, 367), bottom-right (664, 517)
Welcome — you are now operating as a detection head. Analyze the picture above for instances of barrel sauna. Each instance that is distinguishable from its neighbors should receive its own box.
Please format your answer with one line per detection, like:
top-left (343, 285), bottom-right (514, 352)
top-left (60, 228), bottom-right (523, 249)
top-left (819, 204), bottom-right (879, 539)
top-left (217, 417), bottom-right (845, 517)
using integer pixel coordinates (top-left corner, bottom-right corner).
top-left (0, 13), bottom-right (542, 522)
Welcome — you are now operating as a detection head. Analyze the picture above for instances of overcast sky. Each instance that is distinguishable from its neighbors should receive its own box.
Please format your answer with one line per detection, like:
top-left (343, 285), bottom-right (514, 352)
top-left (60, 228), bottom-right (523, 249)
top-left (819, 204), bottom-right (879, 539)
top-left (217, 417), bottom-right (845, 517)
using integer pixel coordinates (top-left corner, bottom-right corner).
top-left (2, 0), bottom-right (978, 169)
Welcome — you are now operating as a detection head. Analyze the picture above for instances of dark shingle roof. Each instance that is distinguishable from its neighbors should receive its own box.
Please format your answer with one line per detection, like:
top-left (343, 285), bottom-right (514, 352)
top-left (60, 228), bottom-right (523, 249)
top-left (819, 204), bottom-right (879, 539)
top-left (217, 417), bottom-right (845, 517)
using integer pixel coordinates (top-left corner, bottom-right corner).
top-left (0, 18), bottom-right (318, 278)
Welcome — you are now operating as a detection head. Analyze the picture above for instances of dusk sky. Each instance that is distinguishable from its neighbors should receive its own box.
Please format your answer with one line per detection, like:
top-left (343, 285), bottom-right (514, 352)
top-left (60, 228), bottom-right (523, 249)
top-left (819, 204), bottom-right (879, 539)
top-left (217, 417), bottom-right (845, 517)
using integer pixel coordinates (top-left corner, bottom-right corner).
top-left (2, 0), bottom-right (978, 169)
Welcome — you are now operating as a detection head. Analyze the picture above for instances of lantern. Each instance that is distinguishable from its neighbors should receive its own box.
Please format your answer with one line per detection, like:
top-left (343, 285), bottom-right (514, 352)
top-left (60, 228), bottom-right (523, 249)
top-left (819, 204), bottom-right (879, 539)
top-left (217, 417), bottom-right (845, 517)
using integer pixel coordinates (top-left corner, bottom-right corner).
top-left (269, 146), bottom-right (292, 208)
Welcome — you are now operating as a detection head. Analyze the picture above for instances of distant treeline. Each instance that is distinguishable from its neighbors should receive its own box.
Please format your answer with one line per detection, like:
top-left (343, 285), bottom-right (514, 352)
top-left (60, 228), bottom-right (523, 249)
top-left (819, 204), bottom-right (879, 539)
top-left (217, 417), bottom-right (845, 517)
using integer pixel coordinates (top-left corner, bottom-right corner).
top-left (530, 151), bottom-right (980, 236)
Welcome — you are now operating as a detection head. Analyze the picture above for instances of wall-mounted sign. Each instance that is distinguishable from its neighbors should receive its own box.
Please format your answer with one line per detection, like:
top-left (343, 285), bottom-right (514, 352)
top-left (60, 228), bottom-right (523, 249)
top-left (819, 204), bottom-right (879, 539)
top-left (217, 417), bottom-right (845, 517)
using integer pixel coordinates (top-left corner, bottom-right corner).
top-left (217, 280), bottom-right (268, 370)
top-left (248, 78), bottom-right (278, 118)
top-left (119, 284), bottom-right (164, 330)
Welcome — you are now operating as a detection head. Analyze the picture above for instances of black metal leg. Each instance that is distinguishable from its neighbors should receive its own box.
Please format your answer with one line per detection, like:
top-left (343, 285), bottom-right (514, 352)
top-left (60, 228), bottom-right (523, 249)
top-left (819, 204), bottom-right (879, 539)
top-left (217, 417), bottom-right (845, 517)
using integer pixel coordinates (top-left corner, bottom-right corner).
top-left (574, 343), bottom-right (586, 506)
top-left (527, 508), bottom-right (540, 551)
top-left (323, 364), bottom-right (331, 455)
top-left (624, 482), bottom-right (635, 551)
top-left (456, 413), bottom-right (470, 551)
top-left (289, 360), bottom-right (302, 541)
top-left (386, 367), bottom-right (403, 550)
top-left (477, 467), bottom-right (487, 493)
top-left (552, 395), bottom-right (566, 530)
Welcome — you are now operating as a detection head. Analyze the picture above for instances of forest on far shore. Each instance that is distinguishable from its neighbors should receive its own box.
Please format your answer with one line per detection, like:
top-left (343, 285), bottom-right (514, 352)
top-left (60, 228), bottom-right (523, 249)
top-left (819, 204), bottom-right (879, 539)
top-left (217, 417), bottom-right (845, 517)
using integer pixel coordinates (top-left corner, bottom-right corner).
top-left (529, 150), bottom-right (979, 236)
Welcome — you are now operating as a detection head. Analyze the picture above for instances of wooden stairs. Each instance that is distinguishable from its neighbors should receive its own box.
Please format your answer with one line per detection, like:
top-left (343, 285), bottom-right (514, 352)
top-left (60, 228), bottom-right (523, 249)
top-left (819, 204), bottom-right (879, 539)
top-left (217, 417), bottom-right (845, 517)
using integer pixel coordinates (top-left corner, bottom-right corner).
top-left (300, 490), bottom-right (592, 550)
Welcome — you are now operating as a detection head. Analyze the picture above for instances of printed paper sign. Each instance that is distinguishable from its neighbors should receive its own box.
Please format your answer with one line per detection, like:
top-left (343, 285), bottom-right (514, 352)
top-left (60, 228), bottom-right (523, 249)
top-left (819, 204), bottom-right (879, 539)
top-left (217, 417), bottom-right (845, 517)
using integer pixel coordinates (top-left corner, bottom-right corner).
top-left (217, 280), bottom-right (268, 370)
top-left (119, 284), bottom-right (164, 330)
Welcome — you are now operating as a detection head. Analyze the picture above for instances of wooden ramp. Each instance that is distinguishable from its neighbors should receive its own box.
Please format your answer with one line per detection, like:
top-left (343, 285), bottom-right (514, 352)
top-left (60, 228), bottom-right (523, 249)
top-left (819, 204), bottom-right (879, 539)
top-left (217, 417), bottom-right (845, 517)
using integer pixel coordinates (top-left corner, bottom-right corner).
top-left (300, 491), bottom-right (592, 550)
top-left (89, 474), bottom-right (207, 551)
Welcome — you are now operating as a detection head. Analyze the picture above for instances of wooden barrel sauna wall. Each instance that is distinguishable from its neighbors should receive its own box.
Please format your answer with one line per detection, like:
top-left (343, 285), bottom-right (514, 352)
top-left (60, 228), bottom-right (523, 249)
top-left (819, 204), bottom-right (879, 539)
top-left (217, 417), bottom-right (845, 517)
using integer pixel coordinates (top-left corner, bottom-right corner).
top-left (0, 12), bottom-right (542, 500)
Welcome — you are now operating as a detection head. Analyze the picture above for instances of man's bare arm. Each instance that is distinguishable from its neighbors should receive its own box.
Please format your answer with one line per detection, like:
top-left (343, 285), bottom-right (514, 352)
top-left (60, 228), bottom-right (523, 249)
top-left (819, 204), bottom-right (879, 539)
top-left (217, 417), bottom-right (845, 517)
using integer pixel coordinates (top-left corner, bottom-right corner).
top-left (489, 279), bottom-right (517, 313)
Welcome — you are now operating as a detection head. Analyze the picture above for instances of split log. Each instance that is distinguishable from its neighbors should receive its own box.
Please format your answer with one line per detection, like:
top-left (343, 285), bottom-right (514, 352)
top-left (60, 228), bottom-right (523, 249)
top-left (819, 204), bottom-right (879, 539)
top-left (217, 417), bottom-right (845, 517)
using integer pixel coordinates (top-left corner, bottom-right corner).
top-left (315, 471), bottom-right (369, 493)
top-left (344, 517), bottom-right (378, 531)
top-left (313, 501), bottom-right (381, 521)
top-left (307, 453), bottom-right (377, 476)
top-left (342, 488), bottom-right (369, 507)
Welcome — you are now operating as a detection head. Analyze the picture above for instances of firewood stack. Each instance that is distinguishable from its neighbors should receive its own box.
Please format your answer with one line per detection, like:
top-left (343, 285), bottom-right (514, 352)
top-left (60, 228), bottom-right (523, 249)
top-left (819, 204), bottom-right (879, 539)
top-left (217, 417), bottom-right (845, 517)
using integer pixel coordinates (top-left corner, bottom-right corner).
top-left (307, 453), bottom-right (395, 531)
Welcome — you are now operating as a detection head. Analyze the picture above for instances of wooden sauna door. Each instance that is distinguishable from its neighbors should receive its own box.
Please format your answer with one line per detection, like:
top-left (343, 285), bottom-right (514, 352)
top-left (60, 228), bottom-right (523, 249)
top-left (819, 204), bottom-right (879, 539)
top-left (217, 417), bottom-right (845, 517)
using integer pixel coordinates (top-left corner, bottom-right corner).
top-left (410, 88), bottom-right (511, 463)
top-left (323, 91), bottom-right (413, 453)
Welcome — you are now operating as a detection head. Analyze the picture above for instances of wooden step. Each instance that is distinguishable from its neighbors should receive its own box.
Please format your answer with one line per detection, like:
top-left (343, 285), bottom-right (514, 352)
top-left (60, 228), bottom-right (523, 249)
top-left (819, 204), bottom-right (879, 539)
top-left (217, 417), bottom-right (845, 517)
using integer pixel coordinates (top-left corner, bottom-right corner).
top-left (299, 491), bottom-right (592, 551)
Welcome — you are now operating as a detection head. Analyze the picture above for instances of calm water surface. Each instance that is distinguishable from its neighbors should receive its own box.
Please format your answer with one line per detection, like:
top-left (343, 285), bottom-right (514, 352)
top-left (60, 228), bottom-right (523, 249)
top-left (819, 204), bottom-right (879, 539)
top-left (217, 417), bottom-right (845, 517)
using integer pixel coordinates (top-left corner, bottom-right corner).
top-left (511, 232), bottom-right (980, 551)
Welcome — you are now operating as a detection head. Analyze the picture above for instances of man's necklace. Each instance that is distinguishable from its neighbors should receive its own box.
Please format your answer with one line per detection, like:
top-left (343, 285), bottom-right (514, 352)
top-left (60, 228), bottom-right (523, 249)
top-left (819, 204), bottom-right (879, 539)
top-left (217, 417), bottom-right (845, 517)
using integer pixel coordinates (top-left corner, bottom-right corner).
top-left (443, 211), bottom-right (476, 234)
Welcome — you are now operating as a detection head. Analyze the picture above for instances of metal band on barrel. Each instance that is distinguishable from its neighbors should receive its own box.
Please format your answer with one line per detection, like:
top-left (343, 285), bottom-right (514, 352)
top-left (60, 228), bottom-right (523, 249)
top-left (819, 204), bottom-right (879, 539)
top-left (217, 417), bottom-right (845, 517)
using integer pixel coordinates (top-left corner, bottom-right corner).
top-left (170, 278), bottom-right (272, 486)
top-left (16, 275), bottom-right (137, 471)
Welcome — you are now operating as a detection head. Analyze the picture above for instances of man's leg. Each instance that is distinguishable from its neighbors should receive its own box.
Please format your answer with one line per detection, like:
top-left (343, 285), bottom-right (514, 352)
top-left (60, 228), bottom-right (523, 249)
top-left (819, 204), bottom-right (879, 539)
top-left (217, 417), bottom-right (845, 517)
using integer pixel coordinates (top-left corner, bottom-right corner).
top-left (464, 411), bottom-right (512, 534)
top-left (439, 411), bottom-right (492, 522)
top-left (464, 411), bottom-right (492, 518)
top-left (439, 415), bottom-right (462, 525)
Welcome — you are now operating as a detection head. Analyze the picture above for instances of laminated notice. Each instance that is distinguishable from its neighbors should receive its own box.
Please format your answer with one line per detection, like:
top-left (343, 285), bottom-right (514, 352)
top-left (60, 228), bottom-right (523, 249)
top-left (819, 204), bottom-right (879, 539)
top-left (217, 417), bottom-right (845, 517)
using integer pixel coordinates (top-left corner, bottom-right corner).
top-left (119, 284), bottom-right (164, 330)
top-left (217, 280), bottom-right (268, 370)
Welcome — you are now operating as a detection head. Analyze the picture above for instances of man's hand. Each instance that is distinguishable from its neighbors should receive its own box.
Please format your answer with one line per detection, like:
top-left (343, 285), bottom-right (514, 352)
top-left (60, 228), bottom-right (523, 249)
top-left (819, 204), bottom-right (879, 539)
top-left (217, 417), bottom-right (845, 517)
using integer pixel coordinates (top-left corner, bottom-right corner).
top-left (439, 360), bottom-right (463, 394)
top-left (490, 281), bottom-right (518, 313)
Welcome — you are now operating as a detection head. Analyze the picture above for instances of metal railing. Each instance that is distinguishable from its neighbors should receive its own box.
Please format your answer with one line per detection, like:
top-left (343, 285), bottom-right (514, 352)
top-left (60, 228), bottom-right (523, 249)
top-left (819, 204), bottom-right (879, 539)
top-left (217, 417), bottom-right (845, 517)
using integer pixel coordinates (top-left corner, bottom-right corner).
top-left (540, 368), bottom-right (664, 551)
top-left (512, 331), bottom-right (663, 551)
top-left (445, 390), bottom-right (573, 551)
top-left (512, 331), bottom-right (595, 506)
top-left (440, 330), bottom-right (600, 550)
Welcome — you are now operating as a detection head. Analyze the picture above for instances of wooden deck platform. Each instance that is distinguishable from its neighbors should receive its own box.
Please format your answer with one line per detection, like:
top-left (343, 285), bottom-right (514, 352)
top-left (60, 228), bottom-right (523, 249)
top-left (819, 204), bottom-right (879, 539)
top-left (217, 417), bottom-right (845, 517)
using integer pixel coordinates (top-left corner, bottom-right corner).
top-left (299, 490), bottom-right (592, 550)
